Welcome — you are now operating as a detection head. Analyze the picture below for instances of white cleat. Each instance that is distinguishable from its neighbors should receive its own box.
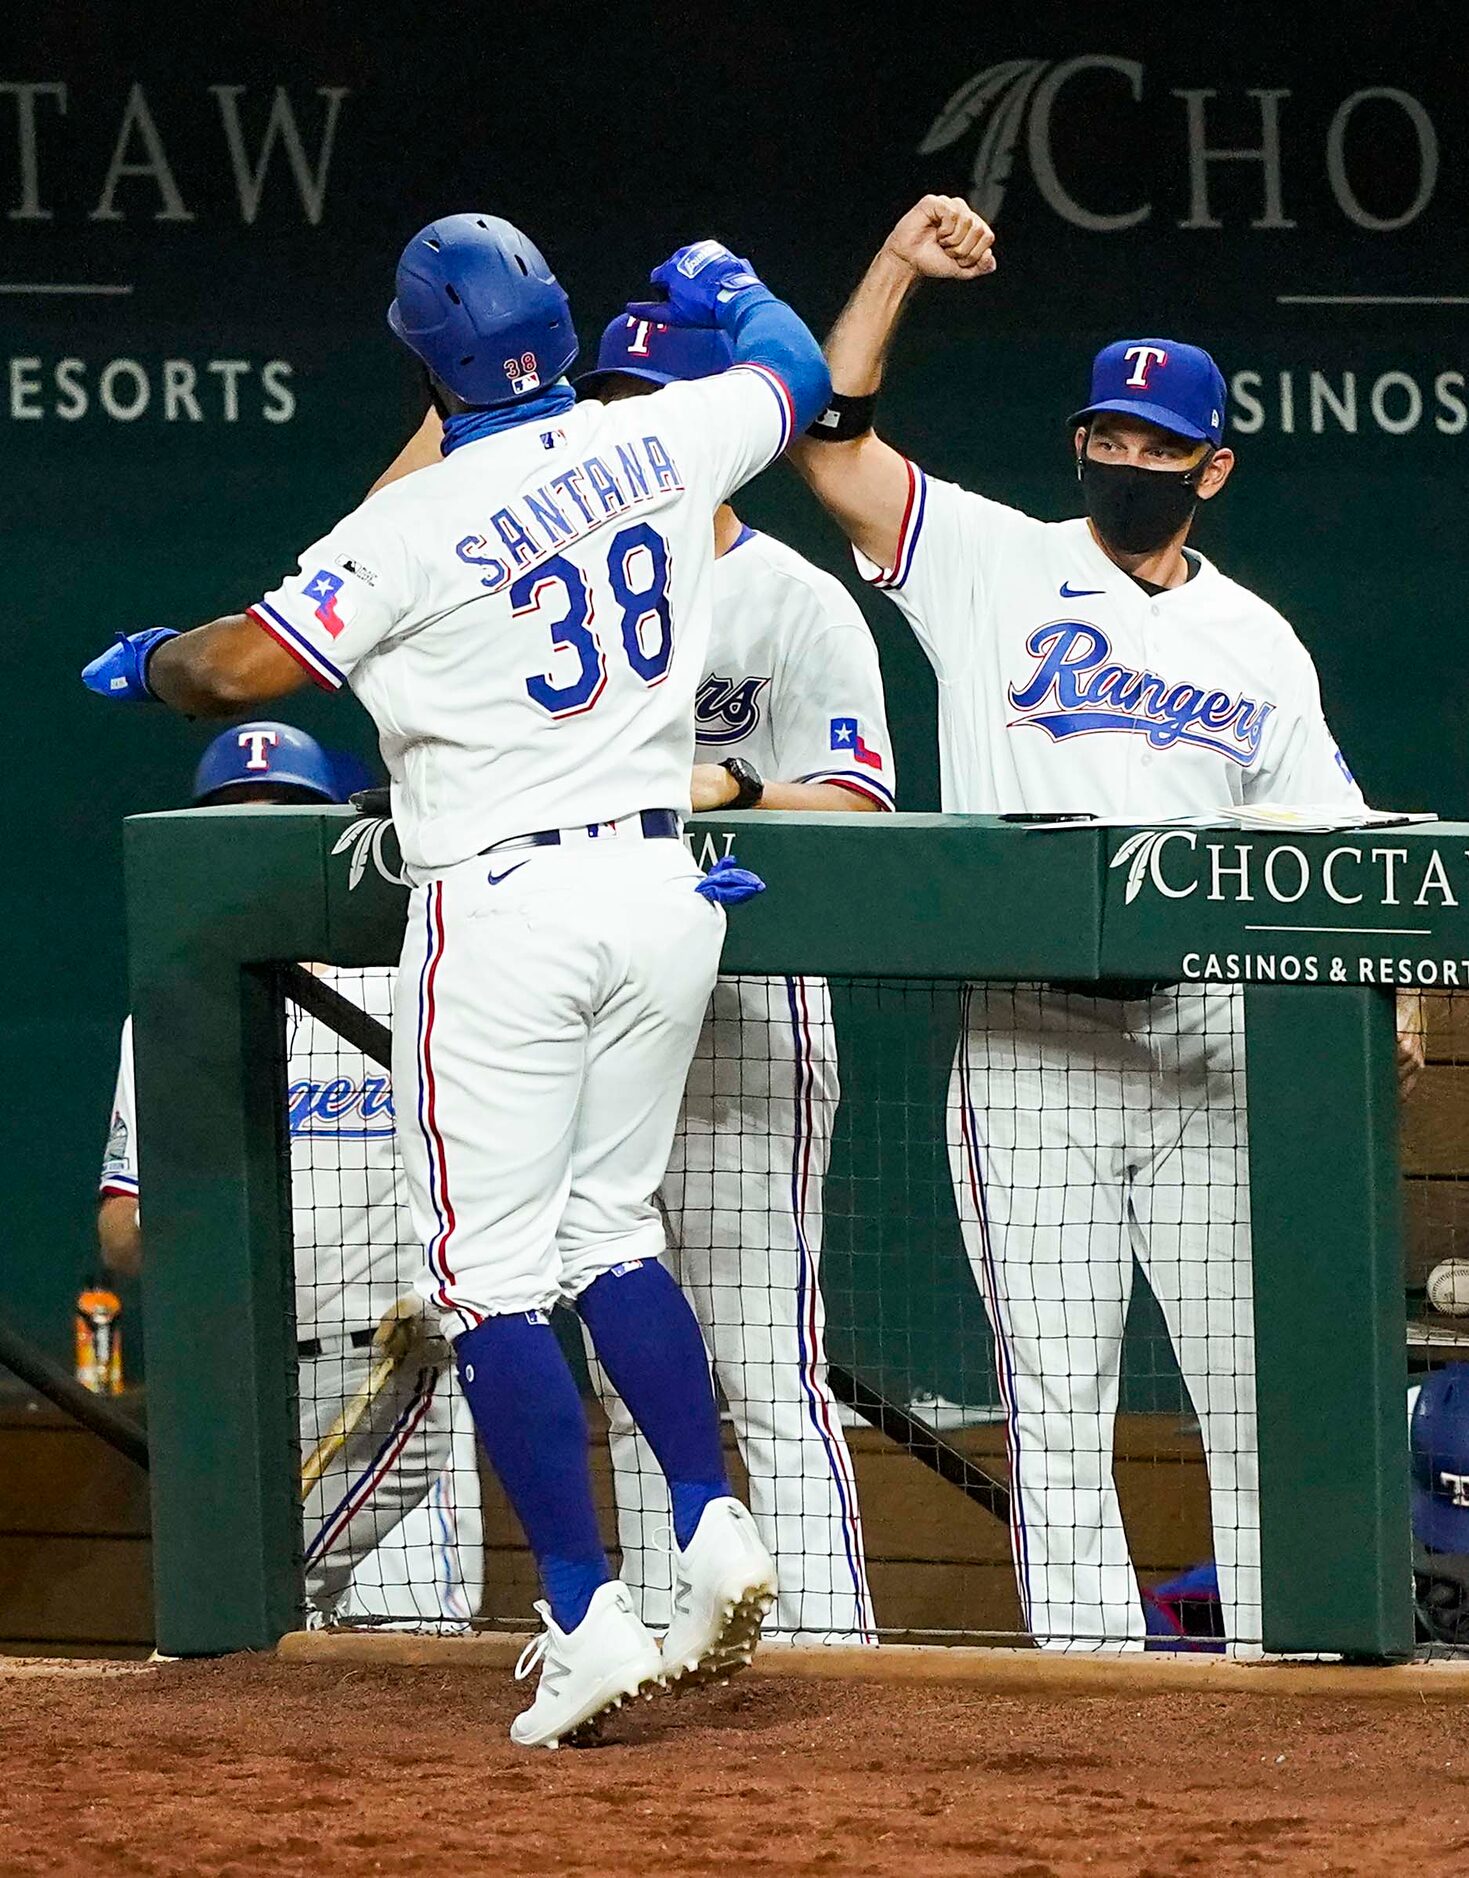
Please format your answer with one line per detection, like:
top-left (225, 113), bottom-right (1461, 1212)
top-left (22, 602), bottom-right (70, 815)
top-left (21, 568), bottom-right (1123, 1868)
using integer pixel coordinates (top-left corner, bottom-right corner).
top-left (661, 1497), bottom-right (777, 1689)
top-left (509, 1581), bottom-right (663, 1749)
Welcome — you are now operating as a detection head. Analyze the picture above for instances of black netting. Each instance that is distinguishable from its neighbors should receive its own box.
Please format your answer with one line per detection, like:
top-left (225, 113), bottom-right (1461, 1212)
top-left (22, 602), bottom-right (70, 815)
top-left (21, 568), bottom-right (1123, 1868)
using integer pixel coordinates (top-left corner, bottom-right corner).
top-left (278, 967), bottom-right (1284, 1654)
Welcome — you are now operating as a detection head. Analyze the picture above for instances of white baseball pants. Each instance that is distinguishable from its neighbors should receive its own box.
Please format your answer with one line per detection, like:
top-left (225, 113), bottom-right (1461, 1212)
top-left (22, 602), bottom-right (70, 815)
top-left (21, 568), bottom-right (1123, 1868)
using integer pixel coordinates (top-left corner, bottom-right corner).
top-left (393, 834), bottom-right (726, 1330)
top-left (949, 983), bottom-right (1259, 1654)
top-left (300, 1343), bottom-right (456, 1617)
top-left (592, 974), bottom-right (875, 1641)
top-left (337, 1383), bottom-right (484, 1628)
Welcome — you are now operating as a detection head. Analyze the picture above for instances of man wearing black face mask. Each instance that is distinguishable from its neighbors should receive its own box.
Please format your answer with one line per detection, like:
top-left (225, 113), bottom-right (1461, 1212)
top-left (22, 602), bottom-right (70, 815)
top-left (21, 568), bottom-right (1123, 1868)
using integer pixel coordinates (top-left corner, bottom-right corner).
top-left (790, 195), bottom-right (1424, 1659)
top-left (1072, 338), bottom-right (1231, 568)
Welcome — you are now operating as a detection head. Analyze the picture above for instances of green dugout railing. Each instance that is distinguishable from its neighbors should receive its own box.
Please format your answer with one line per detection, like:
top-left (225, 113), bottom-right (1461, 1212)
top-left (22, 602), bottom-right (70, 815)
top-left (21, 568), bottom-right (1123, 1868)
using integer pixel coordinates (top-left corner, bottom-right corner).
top-left (127, 809), bottom-right (1444, 1659)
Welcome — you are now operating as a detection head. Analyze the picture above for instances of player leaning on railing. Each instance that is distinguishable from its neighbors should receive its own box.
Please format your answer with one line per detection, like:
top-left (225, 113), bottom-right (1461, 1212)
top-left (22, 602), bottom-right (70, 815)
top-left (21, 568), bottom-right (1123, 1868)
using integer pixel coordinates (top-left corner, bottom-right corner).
top-left (97, 722), bottom-right (482, 1634)
top-left (789, 194), bottom-right (1424, 1654)
top-left (576, 312), bottom-right (889, 1645)
top-left (82, 213), bottom-right (832, 1747)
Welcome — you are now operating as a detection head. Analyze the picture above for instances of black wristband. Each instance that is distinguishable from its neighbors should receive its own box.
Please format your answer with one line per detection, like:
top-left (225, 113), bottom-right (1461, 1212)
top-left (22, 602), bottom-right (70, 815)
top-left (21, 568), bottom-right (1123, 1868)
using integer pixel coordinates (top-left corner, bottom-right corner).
top-left (805, 390), bottom-right (878, 443)
top-left (720, 756), bottom-right (765, 810)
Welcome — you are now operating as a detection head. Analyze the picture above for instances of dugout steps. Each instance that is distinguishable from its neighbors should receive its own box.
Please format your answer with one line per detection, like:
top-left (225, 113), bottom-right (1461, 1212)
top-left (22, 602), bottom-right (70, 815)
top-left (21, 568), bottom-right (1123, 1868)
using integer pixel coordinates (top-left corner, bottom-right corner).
top-left (0, 1389), bottom-right (152, 1651)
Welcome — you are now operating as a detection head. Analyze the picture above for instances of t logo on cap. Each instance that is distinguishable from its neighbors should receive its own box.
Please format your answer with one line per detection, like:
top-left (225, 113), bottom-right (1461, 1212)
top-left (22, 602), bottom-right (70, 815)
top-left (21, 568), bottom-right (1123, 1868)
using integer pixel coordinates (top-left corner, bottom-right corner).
top-left (1070, 336), bottom-right (1228, 447)
top-left (1123, 345), bottom-right (1168, 390)
top-left (239, 728), bottom-right (280, 772)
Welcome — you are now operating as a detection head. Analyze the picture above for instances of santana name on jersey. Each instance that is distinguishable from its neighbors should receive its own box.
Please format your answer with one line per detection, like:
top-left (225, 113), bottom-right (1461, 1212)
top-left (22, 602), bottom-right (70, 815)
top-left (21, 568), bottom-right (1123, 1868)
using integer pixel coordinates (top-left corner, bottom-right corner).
top-left (452, 434), bottom-right (683, 596)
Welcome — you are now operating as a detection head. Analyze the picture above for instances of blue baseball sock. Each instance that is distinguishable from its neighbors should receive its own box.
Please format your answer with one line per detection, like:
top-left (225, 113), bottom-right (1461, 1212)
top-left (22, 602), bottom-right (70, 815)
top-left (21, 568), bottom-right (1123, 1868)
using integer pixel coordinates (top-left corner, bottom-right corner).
top-left (455, 1311), bottom-right (610, 1634)
top-left (576, 1259), bottom-right (730, 1550)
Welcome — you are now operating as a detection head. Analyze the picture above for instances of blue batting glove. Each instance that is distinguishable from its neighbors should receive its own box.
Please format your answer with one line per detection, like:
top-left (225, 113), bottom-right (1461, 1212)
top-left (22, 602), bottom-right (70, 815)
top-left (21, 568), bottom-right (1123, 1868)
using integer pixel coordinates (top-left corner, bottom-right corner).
top-left (695, 855), bottom-right (767, 906)
top-left (626, 241), bottom-right (767, 330)
top-left (81, 628), bottom-right (179, 702)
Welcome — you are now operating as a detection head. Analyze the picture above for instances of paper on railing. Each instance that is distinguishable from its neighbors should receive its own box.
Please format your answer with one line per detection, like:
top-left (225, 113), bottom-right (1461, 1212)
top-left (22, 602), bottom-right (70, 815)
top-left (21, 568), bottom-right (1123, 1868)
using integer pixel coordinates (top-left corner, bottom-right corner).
top-left (1020, 805), bottom-right (1437, 834)
top-left (1210, 803), bottom-right (1438, 832)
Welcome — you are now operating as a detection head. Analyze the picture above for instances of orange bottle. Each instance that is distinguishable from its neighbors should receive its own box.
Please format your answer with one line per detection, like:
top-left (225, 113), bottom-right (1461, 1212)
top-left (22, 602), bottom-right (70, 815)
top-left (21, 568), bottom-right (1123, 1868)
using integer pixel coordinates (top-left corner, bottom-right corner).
top-left (75, 1282), bottom-right (124, 1396)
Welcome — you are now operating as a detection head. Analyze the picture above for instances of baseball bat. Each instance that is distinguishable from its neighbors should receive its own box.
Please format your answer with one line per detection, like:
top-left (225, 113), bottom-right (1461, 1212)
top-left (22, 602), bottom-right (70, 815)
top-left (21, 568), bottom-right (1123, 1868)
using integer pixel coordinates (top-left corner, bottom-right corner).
top-left (299, 1297), bottom-right (429, 1498)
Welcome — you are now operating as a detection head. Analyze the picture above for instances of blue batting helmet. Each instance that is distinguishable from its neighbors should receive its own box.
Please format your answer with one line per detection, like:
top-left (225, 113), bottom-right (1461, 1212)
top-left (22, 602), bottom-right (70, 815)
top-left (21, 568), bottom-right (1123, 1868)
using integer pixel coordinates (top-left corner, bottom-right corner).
top-left (1411, 1364), bottom-right (1469, 1555)
top-left (192, 723), bottom-right (342, 806)
top-left (576, 311), bottom-right (734, 396)
top-left (387, 213), bottom-right (577, 407)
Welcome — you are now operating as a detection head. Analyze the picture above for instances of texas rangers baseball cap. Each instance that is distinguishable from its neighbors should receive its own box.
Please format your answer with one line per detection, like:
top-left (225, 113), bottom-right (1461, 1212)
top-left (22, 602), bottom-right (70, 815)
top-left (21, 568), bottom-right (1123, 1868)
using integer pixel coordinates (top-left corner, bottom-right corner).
top-left (1071, 337), bottom-right (1227, 446)
top-left (1412, 1364), bottom-right (1469, 1554)
top-left (576, 311), bottom-right (734, 395)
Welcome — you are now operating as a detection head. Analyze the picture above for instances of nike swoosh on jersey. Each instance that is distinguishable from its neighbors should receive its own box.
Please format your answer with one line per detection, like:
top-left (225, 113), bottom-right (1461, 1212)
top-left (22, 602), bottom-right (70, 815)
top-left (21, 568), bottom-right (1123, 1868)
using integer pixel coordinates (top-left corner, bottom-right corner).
top-left (486, 860), bottom-right (531, 887)
top-left (1059, 580), bottom-right (1105, 598)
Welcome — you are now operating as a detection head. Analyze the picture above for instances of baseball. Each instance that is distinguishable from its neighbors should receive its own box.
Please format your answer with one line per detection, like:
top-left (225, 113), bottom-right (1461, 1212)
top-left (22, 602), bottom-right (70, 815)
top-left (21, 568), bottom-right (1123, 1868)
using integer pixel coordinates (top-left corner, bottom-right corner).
top-left (1427, 1259), bottom-right (1469, 1317)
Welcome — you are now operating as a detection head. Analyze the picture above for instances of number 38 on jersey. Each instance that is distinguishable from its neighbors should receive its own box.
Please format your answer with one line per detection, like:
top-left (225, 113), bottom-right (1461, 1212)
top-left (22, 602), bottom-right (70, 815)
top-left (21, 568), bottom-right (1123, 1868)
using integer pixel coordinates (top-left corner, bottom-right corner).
top-left (513, 523), bottom-right (673, 720)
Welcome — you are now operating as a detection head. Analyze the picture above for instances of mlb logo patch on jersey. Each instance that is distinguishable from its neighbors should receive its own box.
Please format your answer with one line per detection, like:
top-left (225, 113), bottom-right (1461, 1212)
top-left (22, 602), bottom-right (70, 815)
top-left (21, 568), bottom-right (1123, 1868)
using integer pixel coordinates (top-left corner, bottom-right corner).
top-left (830, 716), bottom-right (884, 770)
top-left (303, 569), bottom-right (354, 638)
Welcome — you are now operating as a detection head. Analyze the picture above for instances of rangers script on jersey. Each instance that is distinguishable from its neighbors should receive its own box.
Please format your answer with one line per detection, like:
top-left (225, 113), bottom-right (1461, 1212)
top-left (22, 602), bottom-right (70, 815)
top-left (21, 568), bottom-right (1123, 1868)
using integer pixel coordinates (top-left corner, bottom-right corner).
top-left (101, 968), bottom-right (417, 1340)
top-left (861, 467), bottom-right (1363, 819)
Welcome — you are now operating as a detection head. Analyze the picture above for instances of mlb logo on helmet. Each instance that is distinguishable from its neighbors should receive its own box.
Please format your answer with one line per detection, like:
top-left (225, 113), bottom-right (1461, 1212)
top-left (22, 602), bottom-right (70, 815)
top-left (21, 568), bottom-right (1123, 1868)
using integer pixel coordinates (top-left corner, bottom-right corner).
top-left (1072, 336), bottom-right (1228, 446)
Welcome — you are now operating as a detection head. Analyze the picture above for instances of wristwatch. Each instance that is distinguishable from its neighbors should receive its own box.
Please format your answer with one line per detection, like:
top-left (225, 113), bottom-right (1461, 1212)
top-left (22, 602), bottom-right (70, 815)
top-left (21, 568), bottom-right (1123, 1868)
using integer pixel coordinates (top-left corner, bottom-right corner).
top-left (720, 756), bottom-right (765, 810)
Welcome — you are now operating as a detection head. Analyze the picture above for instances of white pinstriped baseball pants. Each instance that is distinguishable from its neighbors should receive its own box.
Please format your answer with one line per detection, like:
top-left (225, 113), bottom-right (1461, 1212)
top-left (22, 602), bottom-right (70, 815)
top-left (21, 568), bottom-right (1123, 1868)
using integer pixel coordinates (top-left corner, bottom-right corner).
top-left (299, 1345), bottom-right (456, 1616)
top-left (949, 983), bottom-right (1260, 1654)
top-left (338, 1384), bottom-right (485, 1627)
top-left (591, 974), bottom-right (876, 1641)
top-left (393, 838), bottom-right (725, 1327)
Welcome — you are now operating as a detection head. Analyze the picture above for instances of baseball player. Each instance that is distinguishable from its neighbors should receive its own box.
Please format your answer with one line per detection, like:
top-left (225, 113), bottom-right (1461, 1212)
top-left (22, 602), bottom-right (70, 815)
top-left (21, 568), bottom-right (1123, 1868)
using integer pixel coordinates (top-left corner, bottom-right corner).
top-left (97, 722), bottom-right (481, 1629)
top-left (789, 195), bottom-right (1422, 1653)
top-left (575, 312), bottom-right (890, 1643)
top-left (83, 215), bottom-right (833, 1746)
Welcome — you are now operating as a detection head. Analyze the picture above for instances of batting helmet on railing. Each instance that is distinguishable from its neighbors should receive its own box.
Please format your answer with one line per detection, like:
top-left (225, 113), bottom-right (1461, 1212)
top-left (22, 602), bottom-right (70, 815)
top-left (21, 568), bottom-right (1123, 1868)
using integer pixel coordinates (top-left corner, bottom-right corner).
top-left (192, 723), bottom-right (342, 806)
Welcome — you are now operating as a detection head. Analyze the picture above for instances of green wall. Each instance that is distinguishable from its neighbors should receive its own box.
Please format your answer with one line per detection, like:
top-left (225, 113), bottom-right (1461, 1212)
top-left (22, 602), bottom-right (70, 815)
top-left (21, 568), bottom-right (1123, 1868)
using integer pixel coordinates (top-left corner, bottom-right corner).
top-left (8, 1), bottom-right (1466, 1358)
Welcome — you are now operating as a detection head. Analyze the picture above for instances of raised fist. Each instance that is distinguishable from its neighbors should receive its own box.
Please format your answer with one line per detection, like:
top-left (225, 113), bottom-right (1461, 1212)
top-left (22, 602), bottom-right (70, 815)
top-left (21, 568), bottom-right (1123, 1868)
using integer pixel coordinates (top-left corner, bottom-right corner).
top-left (882, 195), bottom-right (996, 282)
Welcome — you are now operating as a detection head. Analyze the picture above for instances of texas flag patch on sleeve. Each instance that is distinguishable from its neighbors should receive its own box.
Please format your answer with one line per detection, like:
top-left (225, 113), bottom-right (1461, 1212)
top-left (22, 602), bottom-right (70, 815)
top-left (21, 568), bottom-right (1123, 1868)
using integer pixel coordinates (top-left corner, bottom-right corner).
top-left (830, 715), bottom-right (884, 770)
top-left (302, 568), bottom-right (354, 638)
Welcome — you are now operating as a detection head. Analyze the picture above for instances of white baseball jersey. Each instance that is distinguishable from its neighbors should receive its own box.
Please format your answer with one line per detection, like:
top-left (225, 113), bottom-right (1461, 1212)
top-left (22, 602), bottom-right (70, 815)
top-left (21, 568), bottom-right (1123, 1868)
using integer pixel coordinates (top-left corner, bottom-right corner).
top-left (249, 369), bottom-right (795, 873)
top-left (861, 464), bottom-right (1353, 1653)
top-left (694, 526), bottom-right (894, 806)
top-left (862, 466), bottom-right (1363, 817)
top-left (595, 529), bottom-right (890, 1641)
top-left (101, 967), bottom-right (417, 1340)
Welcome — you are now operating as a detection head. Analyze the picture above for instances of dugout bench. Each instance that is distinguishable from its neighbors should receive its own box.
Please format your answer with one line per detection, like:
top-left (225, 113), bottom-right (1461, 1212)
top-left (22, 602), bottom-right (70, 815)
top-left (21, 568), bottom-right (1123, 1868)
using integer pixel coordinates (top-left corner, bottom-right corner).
top-left (125, 809), bottom-right (1429, 1659)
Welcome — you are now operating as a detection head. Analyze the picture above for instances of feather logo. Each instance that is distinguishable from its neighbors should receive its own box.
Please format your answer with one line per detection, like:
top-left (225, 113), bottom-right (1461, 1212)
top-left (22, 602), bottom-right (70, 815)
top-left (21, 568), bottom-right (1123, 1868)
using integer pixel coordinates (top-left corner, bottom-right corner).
top-left (918, 59), bottom-right (1049, 221)
top-left (1108, 828), bottom-right (1199, 904)
top-left (331, 817), bottom-right (409, 892)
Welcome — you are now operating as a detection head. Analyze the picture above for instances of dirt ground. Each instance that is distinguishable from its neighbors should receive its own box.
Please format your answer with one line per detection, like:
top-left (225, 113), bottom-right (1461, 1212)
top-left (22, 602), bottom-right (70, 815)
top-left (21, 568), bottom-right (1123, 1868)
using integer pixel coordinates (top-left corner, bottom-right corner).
top-left (2, 1657), bottom-right (1467, 1877)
